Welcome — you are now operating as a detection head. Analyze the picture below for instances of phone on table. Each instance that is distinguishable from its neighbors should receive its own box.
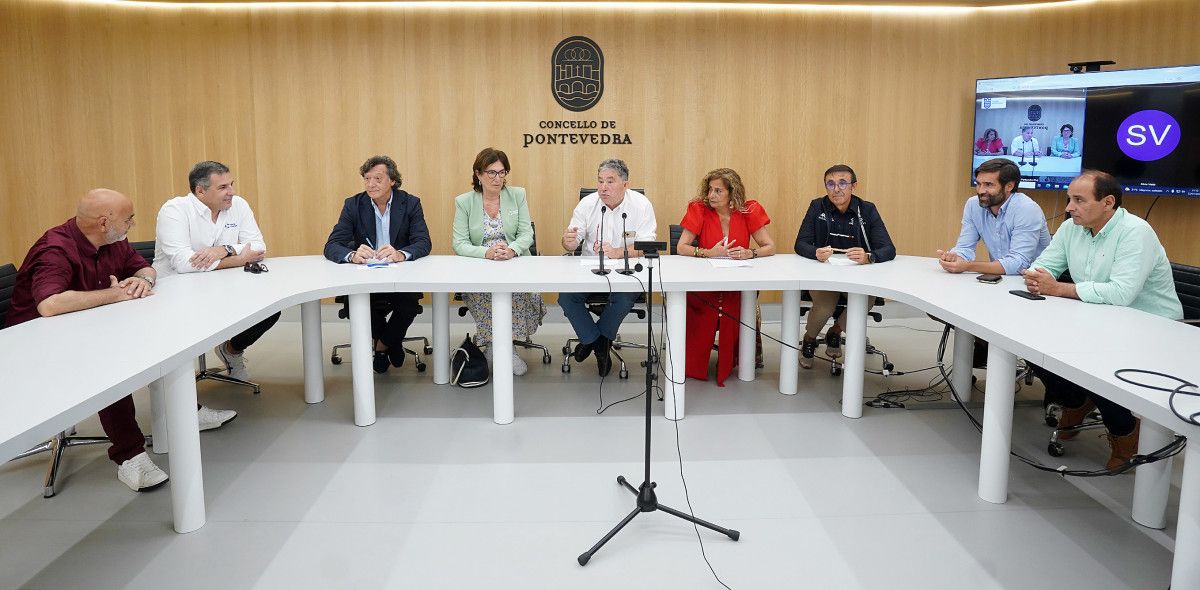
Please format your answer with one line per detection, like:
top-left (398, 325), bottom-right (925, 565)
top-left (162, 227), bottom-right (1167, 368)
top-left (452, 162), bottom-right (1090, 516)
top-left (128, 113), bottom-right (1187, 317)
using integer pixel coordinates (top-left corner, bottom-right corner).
top-left (976, 274), bottom-right (1002, 284)
top-left (1009, 289), bottom-right (1045, 301)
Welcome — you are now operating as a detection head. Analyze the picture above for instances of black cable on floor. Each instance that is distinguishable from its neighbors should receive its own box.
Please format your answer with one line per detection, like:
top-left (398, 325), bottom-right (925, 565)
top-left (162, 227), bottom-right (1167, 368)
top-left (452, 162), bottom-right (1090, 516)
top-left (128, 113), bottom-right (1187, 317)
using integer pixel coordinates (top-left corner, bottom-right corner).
top-left (655, 259), bottom-right (735, 590)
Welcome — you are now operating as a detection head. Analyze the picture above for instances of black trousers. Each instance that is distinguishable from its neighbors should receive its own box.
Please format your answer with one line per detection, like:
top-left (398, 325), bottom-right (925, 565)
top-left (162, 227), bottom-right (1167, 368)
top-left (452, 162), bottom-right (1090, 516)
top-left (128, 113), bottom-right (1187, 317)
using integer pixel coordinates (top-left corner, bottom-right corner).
top-left (370, 292), bottom-right (422, 350)
top-left (230, 312), bottom-right (282, 352)
top-left (1034, 366), bottom-right (1137, 436)
top-left (972, 340), bottom-right (1135, 436)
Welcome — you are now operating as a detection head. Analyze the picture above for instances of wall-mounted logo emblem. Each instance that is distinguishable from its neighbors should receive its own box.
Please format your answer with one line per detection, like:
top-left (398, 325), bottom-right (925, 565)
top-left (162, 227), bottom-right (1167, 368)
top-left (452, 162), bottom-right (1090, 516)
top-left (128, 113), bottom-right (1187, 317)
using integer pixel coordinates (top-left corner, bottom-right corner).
top-left (1026, 104), bottom-right (1043, 122)
top-left (1118, 110), bottom-right (1180, 162)
top-left (552, 36), bottom-right (604, 112)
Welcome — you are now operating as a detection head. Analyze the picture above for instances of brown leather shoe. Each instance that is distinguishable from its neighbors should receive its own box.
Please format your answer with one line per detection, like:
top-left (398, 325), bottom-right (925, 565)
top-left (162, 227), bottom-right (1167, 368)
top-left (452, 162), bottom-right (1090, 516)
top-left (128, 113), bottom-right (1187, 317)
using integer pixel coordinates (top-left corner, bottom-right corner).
top-left (1056, 399), bottom-right (1096, 440)
top-left (1105, 420), bottom-right (1141, 471)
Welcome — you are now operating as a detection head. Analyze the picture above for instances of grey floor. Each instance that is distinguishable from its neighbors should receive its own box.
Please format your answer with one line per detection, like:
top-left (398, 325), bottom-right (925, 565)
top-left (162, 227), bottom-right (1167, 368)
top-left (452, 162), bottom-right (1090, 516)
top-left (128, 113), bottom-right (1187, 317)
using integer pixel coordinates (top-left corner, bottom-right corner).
top-left (0, 304), bottom-right (1182, 589)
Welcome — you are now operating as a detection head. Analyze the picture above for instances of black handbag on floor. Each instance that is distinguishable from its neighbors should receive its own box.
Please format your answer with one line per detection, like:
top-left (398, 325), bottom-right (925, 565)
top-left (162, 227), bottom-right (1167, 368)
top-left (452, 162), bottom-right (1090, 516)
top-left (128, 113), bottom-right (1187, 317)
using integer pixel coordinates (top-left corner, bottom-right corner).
top-left (451, 334), bottom-right (490, 388)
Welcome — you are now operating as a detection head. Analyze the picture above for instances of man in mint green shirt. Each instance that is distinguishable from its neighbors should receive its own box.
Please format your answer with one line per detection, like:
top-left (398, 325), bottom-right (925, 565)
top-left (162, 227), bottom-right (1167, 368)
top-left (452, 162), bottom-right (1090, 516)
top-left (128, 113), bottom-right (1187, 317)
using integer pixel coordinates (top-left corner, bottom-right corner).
top-left (1022, 169), bottom-right (1182, 470)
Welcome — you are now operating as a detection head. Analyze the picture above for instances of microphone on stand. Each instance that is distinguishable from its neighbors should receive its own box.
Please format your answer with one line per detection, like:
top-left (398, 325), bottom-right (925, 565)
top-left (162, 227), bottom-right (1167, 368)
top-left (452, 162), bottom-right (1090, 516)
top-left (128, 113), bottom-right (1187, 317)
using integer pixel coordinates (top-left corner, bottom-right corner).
top-left (592, 205), bottom-right (611, 276)
top-left (1019, 140), bottom-right (1028, 166)
top-left (1030, 140), bottom-right (1038, 171)
top-left (617, 212), bottom-right (636, 275)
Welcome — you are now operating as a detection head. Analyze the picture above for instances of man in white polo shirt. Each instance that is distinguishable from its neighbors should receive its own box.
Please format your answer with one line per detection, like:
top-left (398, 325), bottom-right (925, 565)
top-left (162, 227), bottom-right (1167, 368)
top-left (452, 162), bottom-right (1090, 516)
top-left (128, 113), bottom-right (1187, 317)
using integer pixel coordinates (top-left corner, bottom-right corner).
top-left (153, 160), bottom-right (281, 383)
top-left (559, 158), bottom-right (657, 377)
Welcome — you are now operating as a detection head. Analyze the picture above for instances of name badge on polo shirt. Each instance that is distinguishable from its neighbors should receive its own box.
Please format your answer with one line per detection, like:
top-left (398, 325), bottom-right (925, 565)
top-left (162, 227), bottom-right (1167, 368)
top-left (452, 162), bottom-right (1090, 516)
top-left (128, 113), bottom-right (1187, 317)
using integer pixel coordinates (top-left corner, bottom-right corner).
top-left (623, 230), bottom-right (636, 238)
top-left (224, 223), bottom-right (238, 229)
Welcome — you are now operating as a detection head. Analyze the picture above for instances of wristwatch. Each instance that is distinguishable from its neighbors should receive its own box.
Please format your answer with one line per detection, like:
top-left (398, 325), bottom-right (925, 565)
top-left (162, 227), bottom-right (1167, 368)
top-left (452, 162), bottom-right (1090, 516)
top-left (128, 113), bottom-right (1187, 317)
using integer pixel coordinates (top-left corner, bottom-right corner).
top-left (866, 252), bottom-right (875, 263)
top-left (224, 245), bottom-right (236, 258)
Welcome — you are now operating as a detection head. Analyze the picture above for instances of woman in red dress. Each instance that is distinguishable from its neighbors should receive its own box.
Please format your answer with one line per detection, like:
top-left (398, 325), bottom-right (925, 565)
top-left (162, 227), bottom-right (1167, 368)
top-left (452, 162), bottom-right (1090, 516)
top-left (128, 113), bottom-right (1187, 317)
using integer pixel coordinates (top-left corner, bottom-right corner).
top-left (676, 168), bottom-right (776, 386)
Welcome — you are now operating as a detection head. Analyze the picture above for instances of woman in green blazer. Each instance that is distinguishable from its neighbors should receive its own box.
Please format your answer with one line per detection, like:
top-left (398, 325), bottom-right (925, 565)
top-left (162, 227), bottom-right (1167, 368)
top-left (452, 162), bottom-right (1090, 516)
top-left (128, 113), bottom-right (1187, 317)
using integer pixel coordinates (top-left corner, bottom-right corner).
top-left (452, 147), bottom-right (545, 375)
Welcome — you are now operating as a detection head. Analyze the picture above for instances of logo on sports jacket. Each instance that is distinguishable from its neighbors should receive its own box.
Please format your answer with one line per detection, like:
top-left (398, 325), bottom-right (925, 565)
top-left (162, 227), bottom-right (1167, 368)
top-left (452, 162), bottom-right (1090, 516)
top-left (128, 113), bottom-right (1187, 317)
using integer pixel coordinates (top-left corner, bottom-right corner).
top-left (552, 36), bottom-right (604, 112)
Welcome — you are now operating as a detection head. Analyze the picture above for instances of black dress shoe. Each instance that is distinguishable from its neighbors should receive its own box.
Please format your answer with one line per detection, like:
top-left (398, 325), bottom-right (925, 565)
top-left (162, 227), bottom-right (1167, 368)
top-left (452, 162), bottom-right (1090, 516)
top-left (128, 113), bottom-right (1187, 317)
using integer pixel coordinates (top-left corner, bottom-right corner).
top-left (594, 337), bottom-right (612, 378)
top-left (373, 351), bottom-right (390, 374)
top-left (388, 347), bottom-right (406, 368)
top-left (573, 340), bottom-right (595, 363)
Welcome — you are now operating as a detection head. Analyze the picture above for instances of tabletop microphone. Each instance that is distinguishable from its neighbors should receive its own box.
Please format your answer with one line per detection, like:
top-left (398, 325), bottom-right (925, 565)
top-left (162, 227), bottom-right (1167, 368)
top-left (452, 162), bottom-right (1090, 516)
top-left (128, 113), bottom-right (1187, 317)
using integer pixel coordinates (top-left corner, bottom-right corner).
top-left (1019, 140), bottom-right (1028, 166)
top-left (593, 204), bottom-right (611, 276)
top-left (1030, 139), bottom-right (1038, 170)
top-left (617, 212), bottom-right (636, 275)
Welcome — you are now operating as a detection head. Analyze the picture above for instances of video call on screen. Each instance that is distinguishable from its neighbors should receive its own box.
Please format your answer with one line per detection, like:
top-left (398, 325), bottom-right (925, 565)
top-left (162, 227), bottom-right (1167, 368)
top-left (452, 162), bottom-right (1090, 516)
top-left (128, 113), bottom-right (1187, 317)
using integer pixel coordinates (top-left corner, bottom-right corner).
top-left (973, 66), bottom-right (1200, 197)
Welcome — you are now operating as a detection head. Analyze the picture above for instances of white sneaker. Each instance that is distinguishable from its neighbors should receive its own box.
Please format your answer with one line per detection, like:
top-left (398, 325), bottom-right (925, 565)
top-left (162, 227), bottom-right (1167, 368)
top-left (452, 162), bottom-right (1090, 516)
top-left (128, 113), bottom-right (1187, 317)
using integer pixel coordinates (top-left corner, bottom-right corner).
top-left (214, 342), bottom-right (250, 381)
top-left (198, 405), bottom-right (237, 431)
top-left (512, 351), bottom-right (528, 376)
top-left (117, 452), bottom-right (169, 492)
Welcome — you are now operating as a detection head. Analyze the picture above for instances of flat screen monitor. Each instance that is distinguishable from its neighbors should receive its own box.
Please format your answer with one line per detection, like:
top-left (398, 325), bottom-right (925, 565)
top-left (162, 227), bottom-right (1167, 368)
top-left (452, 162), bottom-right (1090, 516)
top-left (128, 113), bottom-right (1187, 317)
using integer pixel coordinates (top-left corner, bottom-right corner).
top-left (972, 65), bottom-right (1200, 196)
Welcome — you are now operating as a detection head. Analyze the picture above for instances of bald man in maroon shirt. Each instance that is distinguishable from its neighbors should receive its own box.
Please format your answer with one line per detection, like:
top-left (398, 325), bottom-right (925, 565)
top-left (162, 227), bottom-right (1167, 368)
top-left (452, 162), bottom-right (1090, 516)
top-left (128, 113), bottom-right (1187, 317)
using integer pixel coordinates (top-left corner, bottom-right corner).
top-left (6, 188), bottom-right (232, 492)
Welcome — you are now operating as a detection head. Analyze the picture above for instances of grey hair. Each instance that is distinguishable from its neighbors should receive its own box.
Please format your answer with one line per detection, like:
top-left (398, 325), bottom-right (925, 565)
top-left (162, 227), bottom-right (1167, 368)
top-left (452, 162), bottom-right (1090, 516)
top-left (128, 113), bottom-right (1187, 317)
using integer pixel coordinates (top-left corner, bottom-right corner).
top-left (189, 161), bottom-right (231, 193)
top-left (597, 158), bottom-right (629, 181)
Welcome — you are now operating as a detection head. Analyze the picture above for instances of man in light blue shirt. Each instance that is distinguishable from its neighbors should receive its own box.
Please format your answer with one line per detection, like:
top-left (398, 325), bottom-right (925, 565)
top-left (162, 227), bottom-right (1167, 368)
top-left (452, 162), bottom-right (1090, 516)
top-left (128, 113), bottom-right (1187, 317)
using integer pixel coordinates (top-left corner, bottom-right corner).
top-left (937, 158), bottom-right (1051, 275)
top-left (1023, 169), bottom-right (1182, 470)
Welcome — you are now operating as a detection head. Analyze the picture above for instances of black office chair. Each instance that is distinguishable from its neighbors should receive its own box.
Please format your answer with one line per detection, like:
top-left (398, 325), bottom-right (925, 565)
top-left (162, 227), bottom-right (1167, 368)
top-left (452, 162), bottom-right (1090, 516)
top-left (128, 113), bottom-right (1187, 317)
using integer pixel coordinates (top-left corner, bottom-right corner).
top-left (1045, 263), bottom-right (1199, 457)
top-left (130, 241), bottom-right (260, 393)
top-left (3, 261), bottom-right (119, 497)
top-left (453, 222), bottom-right (552, 365)
top-left (1174, 261), bottom-right (1200, 325)
top-left (560, 188), bottom-right (650, 379)
top-left (329, 296), bottom-right (431, 372)
top-left (798, 283), bottom-right (889, 376)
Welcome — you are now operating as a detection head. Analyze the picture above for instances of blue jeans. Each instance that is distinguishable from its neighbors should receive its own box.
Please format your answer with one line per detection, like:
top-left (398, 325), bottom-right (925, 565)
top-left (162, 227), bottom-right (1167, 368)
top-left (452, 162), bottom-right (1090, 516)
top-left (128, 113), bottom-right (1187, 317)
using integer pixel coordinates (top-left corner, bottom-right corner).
top-left (558, 292), bottom-right (638, 345)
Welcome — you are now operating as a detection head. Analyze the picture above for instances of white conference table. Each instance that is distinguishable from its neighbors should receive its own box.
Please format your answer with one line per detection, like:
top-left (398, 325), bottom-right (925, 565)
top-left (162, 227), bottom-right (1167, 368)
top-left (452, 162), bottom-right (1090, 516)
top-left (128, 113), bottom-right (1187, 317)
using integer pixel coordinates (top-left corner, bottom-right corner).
top-left (1, 254), bottom-right (1197, 587)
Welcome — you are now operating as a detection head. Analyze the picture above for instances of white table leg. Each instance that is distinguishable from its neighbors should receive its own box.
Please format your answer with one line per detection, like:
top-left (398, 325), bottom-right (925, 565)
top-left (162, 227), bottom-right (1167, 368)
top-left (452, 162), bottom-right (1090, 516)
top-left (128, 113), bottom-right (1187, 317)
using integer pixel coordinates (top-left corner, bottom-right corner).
top-left (163, 361), bottom-right (205, 533)
top-left (1131, 419), bottom-right (1174, 529)
top-left (840, 293), bottom-right (868, 419)
top-left (301, 300), bottom-right (325, 404)
top-left (779, 289), bottom-right (800, 396)
top-left (952, 327), bottom-right (975, 403)
top-left (432, 292), bottom-right (450, 385)
top-left (665, 290), bottom-right (686, 421)
top-left (149, 378), bottom-right (168, 454)
top-left (1171, 440), bottom-right (1200, 588)
top-left (348, 293), bottom-right (375, 427)
top-left (492, 291), bottom-right (513, 425)
top-left (738, 290), bottom-right (756, 382)
top-left (978, 344), bottom-right (1016, 504)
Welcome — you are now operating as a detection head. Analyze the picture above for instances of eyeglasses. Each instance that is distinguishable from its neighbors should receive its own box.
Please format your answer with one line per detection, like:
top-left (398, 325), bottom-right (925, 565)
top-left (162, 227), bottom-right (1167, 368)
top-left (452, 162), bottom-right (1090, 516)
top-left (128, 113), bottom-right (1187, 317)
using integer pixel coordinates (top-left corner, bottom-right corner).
top-left (825, 180), bottom-right (853, 190)
top-left (243, 262), bottom-right (269, 274)
top-left (482, 170), bottom-right (509, 179)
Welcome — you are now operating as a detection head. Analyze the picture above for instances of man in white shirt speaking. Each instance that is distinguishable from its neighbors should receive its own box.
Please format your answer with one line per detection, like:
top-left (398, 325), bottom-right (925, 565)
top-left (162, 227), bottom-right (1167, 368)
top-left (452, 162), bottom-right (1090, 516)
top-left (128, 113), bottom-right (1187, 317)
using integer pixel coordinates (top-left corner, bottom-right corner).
top-left (559, 158), bottom-right (657, 377)
top-left (153, 160), bottom-right (281, 383)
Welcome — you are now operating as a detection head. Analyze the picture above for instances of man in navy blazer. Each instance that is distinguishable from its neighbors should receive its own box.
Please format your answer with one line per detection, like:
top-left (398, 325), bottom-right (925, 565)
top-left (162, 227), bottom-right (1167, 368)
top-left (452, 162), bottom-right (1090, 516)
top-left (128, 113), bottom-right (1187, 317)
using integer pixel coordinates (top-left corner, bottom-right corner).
top-left (324, 155), bottom-right (432, 374)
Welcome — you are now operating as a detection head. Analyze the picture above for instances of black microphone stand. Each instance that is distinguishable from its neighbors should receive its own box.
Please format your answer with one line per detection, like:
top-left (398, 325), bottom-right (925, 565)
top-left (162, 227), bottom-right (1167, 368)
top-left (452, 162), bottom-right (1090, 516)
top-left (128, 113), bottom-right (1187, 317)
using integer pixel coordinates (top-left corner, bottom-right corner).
top-left (616, 212), bottom-right (636, 276)
top-left (592, 205), bottom-right (611, 276)
top-left (1029, 142), bottom-right (1038, 173)
top-left (578, 240), bottom-right (740, 567)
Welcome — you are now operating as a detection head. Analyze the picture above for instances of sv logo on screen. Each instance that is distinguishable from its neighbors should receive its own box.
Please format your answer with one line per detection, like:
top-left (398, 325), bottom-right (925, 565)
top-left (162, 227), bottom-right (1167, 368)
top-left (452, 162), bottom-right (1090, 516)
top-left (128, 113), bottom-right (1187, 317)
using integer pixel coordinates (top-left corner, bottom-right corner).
top-left (1118, 110), bottom-right (1180, 161)
top-left (552, 36), bottom-right (604, 112)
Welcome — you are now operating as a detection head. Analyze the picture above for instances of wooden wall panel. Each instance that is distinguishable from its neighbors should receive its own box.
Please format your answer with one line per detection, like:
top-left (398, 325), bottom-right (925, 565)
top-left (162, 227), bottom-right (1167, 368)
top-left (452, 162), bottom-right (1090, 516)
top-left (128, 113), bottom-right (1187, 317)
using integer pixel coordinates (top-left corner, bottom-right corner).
top-left (2, 0), bottom-right (1199, 279)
